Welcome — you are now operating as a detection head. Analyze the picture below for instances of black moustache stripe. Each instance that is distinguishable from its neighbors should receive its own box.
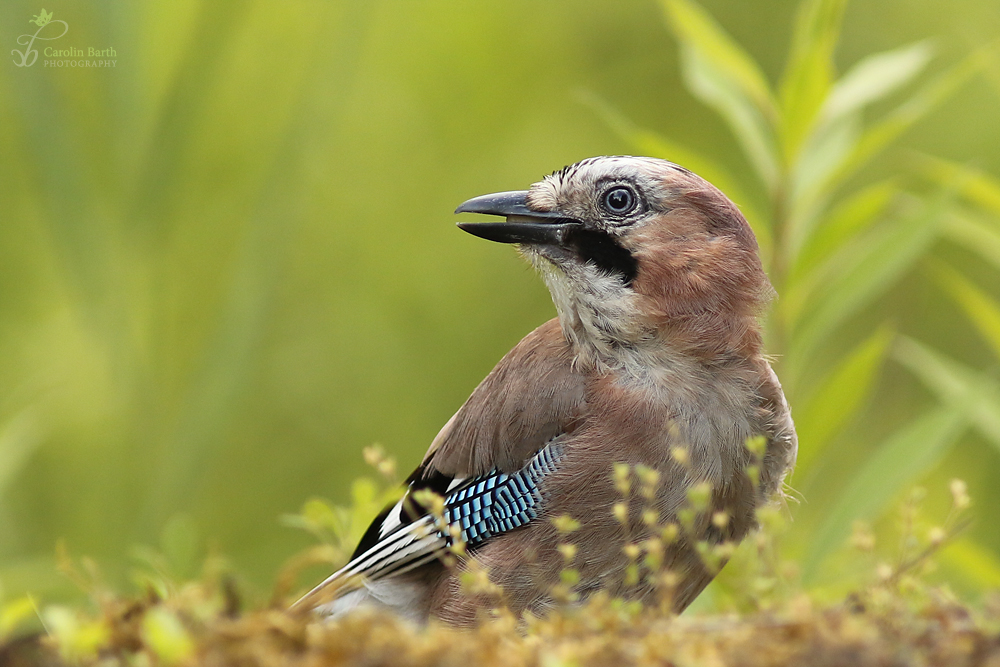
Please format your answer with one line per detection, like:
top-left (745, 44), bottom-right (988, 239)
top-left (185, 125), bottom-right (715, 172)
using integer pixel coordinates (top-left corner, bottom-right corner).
top-left (566, 228), bottom-right (638, 286)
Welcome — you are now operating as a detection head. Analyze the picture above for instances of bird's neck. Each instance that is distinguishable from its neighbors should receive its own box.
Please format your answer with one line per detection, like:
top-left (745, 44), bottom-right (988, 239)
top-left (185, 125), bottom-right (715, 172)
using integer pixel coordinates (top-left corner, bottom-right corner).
top-left (540, 263), bottom-right (763, 374)
top-left (540, 263), bottom-right (646, 370)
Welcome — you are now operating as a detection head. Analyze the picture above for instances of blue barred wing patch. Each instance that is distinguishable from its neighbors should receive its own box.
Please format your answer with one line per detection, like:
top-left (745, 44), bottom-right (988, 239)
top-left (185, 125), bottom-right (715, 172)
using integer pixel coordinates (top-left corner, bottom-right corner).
top-left (293, 441), bottom-right (566, 613)
top-left (443, 442), bottom-right (563, 548)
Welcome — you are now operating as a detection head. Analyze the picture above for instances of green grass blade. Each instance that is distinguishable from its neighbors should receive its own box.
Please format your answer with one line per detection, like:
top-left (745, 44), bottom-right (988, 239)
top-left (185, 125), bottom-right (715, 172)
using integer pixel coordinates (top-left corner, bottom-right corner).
top-left (928, 259), bottom-right (1000, 362)
top-left (660, 0), bottom-right (778, 117)
top-left (817, 53), bottom-right (980, 201)
top-left (785, 48), bottom-right (961, 255)
top-left (785, 111), bottom-right (862, 251)
top-left (820, 41), bottom-right (934, 126)
top-left (894, 336), bottom-right (1000, 450)
top-left (661, 0), bottom-right (781, 191)
top-left (778, 0), bottom-right (847, 163)
top-left (790, 178), bottom-right (899, 282)
top-left (784, 40), bottom-right (931, 247)
top-left (944, 210), bottom-right (1000, 271)
top-left (939, 539), bottom-right (1000, 590)
top-left (787, 193), bottom-right (947, 378)
top-left (918, 156), bottom-right (1000, 217)
top-left (0, 409), bottom-right (43, 500)
top-left (792, 326), bottom-right (894, 476)
top-left (803, 406), bottom-right (966, 581)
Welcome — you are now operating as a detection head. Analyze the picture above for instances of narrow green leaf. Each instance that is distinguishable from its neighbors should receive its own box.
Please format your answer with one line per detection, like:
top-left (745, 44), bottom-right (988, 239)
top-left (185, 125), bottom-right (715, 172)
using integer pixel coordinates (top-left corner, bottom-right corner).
top-left (785, 40), bottom-right (931, 254)
top-left (787, 193), bottom-right (946, 378)
top-left (785, 40), bottom-right (932, 240)
top-left (680, 46), bottom-right (781, 192)
top-left (786, 111), bottom-right (862, 252)
top-left (985, 41), bottom-right (1000, 99)
top-left (661, 0), bottom-right (781, 190)
top-left (939, 539), bottom-right (1000, 590)
top-left (944, 210), bottom-right (1000, 271)
top-left (894, 336), bottom-right (1000, 450)
top-left (778, 0), bottom-right (847, 162)
top-left (0, 596), bottom-right (37, 640)
top-left (804, 406), bottom-right (965, 581)
top-left (783, 46), bottom-right (958, 256)
top-left (821, 41), bottom-right (934, 125)
top-left (791, 178), bottom-right (899, 281)
top-left (918, 155), bottom-right (1000, 217)
top-left (928, 259), bottom-right (1000, 362)
top-left (818, 52), bottom-right (980, 200)
top-left (661, 0), bottom-right (778, 117)
top-left (0, 409), bottom-right (43, 498)
top-left (793, 326), bottom-right (894, 475)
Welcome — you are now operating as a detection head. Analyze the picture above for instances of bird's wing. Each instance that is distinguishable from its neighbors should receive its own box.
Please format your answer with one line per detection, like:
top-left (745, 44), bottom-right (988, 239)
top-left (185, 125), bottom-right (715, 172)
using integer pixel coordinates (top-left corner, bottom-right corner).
top-left (293, 440), bottom-right (567, 612)
top-left (421, 317), bottom-right (586, 477)
top-left (293, 318), bottom-right (585, 612)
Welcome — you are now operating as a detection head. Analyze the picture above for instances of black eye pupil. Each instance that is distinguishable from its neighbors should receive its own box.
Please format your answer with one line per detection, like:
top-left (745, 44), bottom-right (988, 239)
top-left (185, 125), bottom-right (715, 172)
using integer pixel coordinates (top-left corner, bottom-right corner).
top-left (604, 187), bottom-right (635, 214)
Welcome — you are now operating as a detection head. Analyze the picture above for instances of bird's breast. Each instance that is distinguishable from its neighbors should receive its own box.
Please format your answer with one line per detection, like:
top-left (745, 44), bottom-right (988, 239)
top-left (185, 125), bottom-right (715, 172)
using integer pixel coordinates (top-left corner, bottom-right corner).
top-left (580, 356), bottom-right (760, 484)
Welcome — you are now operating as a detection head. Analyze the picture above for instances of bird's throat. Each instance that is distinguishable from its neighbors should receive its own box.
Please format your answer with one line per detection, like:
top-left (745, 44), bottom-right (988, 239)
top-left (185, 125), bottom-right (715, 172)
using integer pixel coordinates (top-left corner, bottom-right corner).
top-left (529, 255), bottom-right (654, 371)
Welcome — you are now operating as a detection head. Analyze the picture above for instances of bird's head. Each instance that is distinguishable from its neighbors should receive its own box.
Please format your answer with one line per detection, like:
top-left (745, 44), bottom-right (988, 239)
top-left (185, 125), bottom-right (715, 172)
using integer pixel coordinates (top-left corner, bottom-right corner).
top-left (456, 156), bottom-right (772, 366)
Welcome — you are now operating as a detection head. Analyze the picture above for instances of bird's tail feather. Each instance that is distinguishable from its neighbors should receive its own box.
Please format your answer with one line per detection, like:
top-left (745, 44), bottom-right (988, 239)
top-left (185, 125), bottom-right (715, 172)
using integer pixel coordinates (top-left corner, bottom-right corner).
top-left (291, 515), bottom-right (447, 612)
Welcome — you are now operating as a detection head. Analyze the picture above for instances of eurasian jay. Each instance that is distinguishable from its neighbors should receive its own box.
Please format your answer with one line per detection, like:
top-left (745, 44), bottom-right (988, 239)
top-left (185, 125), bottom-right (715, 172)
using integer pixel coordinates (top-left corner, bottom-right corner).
top-left (295, 156), bottom-right (797, 624)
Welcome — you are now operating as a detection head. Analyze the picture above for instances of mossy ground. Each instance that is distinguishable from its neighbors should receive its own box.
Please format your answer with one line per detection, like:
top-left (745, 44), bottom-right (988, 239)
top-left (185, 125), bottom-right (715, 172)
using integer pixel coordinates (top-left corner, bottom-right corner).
top-left (1, 476), bottom-right (995, 667)
top-left (3, 583), bottom-right (1000, 666)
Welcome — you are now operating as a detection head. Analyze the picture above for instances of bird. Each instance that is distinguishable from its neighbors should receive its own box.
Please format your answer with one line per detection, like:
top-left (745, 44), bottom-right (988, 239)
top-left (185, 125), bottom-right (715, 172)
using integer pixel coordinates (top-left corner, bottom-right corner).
top-left (294, 156), bottom-right (797, 625)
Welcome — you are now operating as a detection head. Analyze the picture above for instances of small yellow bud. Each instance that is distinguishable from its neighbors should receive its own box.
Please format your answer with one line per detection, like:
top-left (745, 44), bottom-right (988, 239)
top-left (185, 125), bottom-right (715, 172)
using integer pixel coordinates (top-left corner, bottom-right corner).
top-left (411, 489), bottom-right (445, 517)
top-left (745, 435), bottom-right (767, 458)
top-left (711, 511), bottom-right (729, 529)
top-left (850, 520), bottom-right (875, 552)
top-left (613, 502), bottom-right (629, 524)
top-left (636, 464), bottom-right (660, 488)
top-left (551, 514), bottom-right (581, 534)
top-left (560, 567), bottom-right (580, 586)
top-left (713, 540), bottom-right (735, 560)
top-left (670, 447), bottom-right (690, 466)
top-left (362, 444), bottom-right (384, 468)
top-left (623, 543), bottom-right (642, 560)
top-left (687, 481), bottom-right (712, 510)
top-left (950, 479), bottom-right (971, 510)
top-left (642, 537), bottom-right (663, 556)
top-left (613, 463), bottom-right (632, 495)
top-left (557, 543), bottom-right (578, 561)
top-left (362, 445), bottom-right (397, 478)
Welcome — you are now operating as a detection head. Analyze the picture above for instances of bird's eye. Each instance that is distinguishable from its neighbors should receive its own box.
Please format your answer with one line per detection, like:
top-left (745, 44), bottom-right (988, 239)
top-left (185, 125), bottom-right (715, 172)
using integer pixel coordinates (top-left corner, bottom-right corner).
top-left (601, 186), bottom-right (637, 215)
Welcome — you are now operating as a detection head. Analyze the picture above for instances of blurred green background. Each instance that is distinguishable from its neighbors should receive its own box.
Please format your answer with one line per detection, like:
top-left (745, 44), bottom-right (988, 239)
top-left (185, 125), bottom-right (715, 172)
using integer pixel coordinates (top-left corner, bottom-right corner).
top-left (2, 0), bottom-right (1000, 607)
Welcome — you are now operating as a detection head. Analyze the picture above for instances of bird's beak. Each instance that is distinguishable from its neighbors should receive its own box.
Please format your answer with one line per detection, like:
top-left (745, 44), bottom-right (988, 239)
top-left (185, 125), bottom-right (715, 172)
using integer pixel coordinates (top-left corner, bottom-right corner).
top-left (455, 190), bottom-right (582, 246)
